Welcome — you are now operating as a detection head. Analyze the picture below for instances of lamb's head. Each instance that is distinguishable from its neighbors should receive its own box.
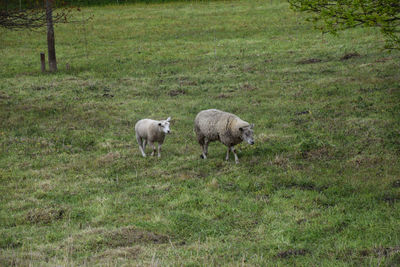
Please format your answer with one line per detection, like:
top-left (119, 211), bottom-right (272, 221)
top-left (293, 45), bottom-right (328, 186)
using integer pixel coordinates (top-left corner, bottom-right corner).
top-left (239, 123), bottom-right (254, 145)
top-left (158, 117), bottom-right (171, 134)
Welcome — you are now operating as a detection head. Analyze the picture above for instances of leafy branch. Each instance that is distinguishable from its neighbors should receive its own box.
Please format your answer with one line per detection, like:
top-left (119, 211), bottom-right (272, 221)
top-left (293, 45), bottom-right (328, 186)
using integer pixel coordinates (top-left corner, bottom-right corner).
top-left (288, 0), bottom-right (400, 49)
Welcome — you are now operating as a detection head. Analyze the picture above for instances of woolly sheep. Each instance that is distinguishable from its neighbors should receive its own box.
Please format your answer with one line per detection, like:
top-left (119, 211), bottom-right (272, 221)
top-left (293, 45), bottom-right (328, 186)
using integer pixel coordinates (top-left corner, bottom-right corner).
top-left (135, 117), bottom-right (171, 158)
top-left (194, 109), bottom-right (254, 163)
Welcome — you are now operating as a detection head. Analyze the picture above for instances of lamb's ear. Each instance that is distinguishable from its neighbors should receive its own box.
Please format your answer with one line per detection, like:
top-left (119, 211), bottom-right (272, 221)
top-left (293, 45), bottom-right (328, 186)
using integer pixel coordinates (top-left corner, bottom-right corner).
top-left (250, 123), bottom-right (254, 129)
top-left (166, 117), bottom-right (171, 122)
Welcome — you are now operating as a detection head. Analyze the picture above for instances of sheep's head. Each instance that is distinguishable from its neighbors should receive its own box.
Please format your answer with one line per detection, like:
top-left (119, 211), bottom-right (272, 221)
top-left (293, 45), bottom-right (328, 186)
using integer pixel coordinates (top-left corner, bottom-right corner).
top-left (239, 123), bottom-right (254, 145)
top-left (158, 117), bottom-right (171, 134)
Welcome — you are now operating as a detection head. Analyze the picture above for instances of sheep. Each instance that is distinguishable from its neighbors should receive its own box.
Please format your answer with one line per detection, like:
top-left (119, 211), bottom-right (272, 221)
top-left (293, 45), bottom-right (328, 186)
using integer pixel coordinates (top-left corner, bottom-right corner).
top-left (194, 109), bottom-right (254, 164)
top-left (135, 117), bottom-right (171, 158)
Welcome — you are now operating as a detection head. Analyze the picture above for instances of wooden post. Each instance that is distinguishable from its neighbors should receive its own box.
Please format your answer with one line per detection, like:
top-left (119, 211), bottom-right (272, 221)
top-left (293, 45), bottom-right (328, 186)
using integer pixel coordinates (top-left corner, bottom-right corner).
top-left (40, 52), bottom-right (46, 72)
top-left (46, 0), bottom-right (57, 72)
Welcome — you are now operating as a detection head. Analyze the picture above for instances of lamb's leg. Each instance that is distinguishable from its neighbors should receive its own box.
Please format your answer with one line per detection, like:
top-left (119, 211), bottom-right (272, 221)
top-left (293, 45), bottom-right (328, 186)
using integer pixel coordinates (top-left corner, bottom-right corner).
top-left (157, 143), bottom-right (162, 158)
top-left (150, 142), bottom-right (156, 156)
top-left (136, 135), bottom-right (146, 157)
top-left (225, 146), bottom-right (230, 161)
top-left (231, 146), bottom-right (239, 164)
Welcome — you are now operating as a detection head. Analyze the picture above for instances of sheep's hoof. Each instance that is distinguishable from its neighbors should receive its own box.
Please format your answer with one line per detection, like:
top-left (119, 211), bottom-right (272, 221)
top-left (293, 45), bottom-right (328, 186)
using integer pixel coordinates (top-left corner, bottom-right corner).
top-left (200, 154), bottom-right (207, 159)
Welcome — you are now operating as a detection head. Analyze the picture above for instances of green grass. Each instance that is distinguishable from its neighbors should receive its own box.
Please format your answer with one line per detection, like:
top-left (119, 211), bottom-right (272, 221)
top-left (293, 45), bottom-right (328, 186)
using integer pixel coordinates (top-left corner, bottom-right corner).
top-left (1, 0), bottom-right (400, 265)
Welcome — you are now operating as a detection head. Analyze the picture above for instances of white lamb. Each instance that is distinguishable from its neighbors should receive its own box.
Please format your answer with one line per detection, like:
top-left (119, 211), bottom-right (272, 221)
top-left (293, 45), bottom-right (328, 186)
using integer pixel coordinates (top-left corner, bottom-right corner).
top-left (135, 117), bottom-right (171, 158)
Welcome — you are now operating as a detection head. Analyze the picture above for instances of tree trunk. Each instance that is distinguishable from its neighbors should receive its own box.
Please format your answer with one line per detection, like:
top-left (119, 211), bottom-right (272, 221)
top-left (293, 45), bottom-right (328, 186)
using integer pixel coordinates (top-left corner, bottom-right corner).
top-left (46, 0), bottom-right (57, 72)
top-left (40, 52), bottom-right (46, 72)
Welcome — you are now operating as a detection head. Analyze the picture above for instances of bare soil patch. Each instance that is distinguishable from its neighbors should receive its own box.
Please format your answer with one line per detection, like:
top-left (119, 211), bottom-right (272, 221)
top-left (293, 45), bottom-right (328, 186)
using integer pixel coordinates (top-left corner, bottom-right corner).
top-left (103, 227), bottom-right (169, 247)
top-left (341, 52), bottom-right (360, 60)
top-left (359, 246), bottom-right (400, 257)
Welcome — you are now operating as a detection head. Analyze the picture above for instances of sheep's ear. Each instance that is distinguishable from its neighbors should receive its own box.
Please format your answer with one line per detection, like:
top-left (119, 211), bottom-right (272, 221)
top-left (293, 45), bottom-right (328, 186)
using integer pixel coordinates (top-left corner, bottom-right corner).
top-left (166, 117), bottom-right (171, 122)
top-left (250, 123), bottom-right (254, 129)
top-left (158, 122), bottom-right (162, 126)
top-left (239, 127), bottom-right (243, 132)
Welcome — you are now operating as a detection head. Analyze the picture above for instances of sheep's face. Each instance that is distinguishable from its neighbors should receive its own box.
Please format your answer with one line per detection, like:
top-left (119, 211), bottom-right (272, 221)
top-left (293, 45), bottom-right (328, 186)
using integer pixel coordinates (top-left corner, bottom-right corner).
top-left (158, 117), bottom-right (171, 134)
top-left (239, 124), bottom-right (254, 145)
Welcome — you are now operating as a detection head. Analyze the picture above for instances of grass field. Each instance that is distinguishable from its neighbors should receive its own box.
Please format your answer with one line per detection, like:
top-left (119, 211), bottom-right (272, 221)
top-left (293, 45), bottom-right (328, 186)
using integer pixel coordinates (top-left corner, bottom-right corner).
top-left (1, 0), bottom-right (400, 265)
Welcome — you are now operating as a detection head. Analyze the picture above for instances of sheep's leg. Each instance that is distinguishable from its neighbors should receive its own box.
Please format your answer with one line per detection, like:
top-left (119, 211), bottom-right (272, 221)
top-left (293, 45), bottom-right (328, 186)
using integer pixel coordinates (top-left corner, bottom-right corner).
top-left (136, 135), bottom-right (146, 157)
top-left (198, 136), bottom-right (205, 159)
top-left (150, 142), bottom-right (156, 156)
top-left (200, 144), bottom-right (205, 159)
top-left (204, 140), bottom-right (209, 156)
top-left (225, 146), bottom-right (230, 161)
top-left (142, 139), bottom-right (147, 150)
top-left (201, 139), bottom-right (209, 159)
top-left (157, 143), bottom-right (162, 158)
top-left (231, 146), bottom-right (239, 164)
